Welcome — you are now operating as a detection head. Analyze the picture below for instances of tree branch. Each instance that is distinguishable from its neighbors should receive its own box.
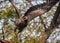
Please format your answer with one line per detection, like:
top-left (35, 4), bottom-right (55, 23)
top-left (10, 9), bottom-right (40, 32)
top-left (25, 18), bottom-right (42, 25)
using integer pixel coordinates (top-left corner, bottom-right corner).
top-left (9, 0), bottom-right (20, 18)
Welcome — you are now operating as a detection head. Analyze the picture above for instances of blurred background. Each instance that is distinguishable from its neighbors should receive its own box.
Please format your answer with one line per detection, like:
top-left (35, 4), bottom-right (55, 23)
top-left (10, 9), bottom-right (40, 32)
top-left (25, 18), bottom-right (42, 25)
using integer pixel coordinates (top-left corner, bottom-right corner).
top-left (0, 0), bottom-right (60, 43)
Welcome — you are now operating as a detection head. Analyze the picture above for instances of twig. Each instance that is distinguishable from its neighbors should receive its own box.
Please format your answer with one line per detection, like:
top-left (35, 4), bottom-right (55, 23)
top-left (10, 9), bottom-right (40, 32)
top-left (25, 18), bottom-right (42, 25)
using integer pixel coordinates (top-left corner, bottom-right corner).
top-left (9, 0), bottom-right (20, 18)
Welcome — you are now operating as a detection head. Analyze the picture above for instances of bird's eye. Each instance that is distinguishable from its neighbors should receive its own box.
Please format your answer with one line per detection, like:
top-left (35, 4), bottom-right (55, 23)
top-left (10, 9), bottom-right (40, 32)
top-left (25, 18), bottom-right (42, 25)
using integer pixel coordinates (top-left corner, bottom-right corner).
top-left (23, 16), bottom-right (28, 21)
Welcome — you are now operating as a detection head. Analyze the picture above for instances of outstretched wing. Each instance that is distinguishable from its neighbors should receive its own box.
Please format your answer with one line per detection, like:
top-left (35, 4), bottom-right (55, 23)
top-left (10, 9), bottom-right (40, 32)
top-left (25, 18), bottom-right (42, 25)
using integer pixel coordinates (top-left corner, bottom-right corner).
top-left (24, 3), bottom-right (46, 16)
top-left (24, 0), bottom-right (59, 21)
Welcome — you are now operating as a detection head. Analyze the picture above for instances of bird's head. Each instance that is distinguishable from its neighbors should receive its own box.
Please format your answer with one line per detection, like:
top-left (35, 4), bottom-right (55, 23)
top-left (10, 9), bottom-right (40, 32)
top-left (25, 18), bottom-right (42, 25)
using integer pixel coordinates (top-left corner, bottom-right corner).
top-left (15, 16), bottom-right (28, 32)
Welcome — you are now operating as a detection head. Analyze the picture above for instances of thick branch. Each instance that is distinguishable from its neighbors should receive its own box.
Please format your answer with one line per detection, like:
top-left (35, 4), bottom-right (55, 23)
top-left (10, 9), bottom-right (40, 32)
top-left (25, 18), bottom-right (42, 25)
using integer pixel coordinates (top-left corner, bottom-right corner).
top-left (51, 3), bottom-right (60, 26)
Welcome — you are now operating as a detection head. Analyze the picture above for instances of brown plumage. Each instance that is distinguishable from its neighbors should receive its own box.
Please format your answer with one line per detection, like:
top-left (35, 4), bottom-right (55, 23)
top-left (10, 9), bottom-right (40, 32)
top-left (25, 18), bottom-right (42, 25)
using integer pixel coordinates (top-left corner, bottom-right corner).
top-left (15, 0), bottom-right (59, 32)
